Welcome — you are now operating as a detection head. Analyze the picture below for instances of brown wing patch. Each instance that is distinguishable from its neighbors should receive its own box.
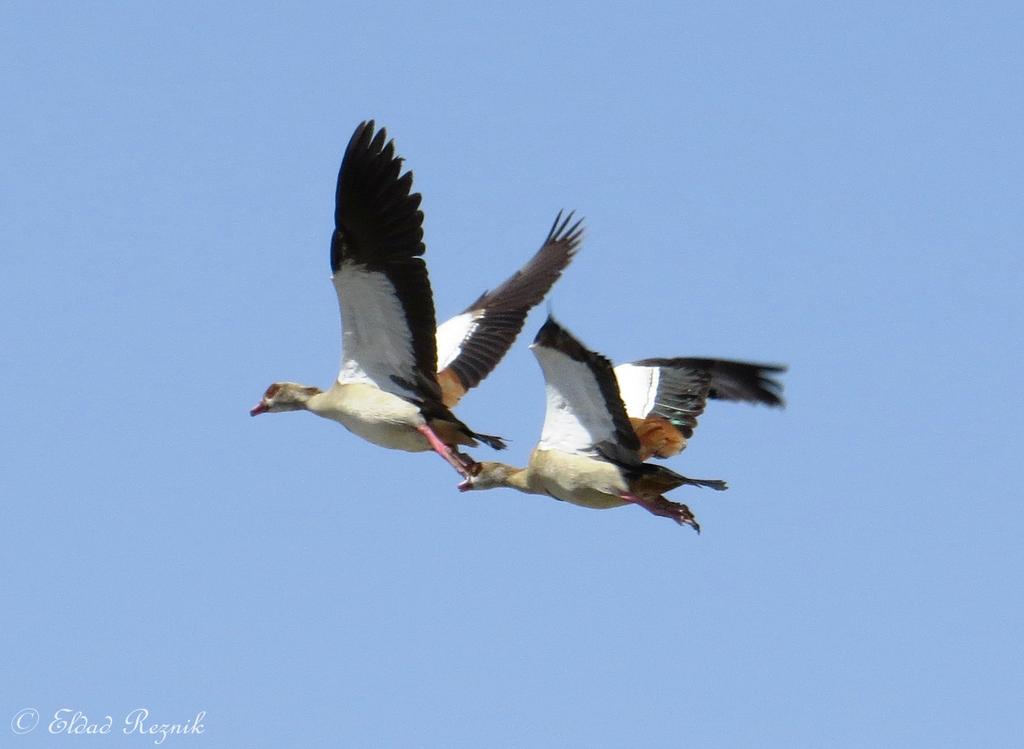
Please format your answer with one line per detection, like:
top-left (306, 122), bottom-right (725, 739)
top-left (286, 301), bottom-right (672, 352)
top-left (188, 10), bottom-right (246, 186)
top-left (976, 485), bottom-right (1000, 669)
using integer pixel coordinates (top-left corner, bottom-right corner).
top-left (437, 367), bottom-right (469, 408)
top-left (630, 416), bottom-right (686, 460)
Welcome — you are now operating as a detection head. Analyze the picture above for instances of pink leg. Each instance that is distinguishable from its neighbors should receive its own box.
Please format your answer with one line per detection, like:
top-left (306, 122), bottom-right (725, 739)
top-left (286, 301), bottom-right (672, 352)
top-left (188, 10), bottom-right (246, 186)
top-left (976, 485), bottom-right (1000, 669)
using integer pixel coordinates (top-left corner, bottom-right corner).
top-left (619, 491), bottom-right (701, 533)
top-left (417, 424), bottom-right (475, 478)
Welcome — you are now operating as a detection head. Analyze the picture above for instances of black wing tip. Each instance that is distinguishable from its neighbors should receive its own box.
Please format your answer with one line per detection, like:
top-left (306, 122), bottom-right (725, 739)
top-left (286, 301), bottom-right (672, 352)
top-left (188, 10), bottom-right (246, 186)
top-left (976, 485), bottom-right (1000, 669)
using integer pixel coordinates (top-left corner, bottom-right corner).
top-left (341, 119), bottom-right (407, 183)
top-left (532, 315), bottom-right (603, 370)
top-left (710, 365), bottom-right (785, 407)
top-left (343, 120), bottom-right (382, 163)
top-left (633, 357), bottom-right (788, 408)
top-left (717, 363), bottom-right (786, 407)
top-left (538, 209), bottom-right (584, 268)
top-left (546, 209), bottom-right (585, 249)
top-left (340, 119), bottom-right (411, 180)
top-left (333, 118), bottom-right (426, 271)
top-left (354, 118), bottom-right (376, 138)
top-left (428, 213), bottom-right (583, 395)
top-left (748, 387), bottom-right (785, 408)
top-left (533, 313), bottom-right (572, 350)
top-left (462, 210), bottom-right (584, 314)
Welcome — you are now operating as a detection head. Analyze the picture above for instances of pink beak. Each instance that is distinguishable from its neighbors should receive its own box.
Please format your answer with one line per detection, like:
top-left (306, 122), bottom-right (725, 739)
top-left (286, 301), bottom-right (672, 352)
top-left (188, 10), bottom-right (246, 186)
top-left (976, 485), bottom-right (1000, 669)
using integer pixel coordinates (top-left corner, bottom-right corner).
top-left (249, 402), bottom-right (269, 417)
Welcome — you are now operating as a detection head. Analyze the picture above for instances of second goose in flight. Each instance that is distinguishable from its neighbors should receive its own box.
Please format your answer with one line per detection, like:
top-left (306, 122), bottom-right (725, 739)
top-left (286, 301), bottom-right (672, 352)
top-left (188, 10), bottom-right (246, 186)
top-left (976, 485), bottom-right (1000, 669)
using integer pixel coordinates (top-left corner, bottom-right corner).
top-left (458, 316), bottom-right (739, 530)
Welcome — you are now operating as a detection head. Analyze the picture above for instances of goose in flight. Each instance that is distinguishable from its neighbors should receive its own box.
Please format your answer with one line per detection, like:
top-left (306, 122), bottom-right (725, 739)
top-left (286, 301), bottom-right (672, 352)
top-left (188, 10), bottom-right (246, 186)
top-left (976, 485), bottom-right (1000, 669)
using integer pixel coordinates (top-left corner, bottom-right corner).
top-left (458, 316), bottom-right (785, 530)
top-left (251, 121), bottom-right (582, 477)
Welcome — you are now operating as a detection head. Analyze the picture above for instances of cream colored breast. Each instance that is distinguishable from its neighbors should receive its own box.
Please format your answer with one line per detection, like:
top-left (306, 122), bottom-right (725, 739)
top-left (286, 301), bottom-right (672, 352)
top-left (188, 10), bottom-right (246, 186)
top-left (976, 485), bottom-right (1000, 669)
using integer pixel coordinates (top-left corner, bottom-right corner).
top-left (526, 449), bottom-right (630, 509)
top-left (308, 383), bottom-right (430, 452)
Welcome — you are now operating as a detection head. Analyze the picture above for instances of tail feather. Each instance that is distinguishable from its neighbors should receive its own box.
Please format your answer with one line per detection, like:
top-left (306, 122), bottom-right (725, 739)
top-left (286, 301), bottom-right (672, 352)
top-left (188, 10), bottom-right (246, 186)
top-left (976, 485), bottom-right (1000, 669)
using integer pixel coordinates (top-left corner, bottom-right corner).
top-left (473, 432), bottom-right (507, 450)
top-left (680, 476), bottom-right (728, 491)
top-left (632, 462), bottom-right (727, 493)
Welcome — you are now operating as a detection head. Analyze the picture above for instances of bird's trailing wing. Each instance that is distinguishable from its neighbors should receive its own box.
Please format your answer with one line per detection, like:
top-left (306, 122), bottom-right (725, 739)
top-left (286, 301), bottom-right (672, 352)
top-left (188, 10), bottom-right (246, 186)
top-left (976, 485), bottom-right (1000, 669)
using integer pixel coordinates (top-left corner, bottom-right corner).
top-left (435, 212), bottom-right (583, 407)
top-left (614, 358), bottom-right (784, 459)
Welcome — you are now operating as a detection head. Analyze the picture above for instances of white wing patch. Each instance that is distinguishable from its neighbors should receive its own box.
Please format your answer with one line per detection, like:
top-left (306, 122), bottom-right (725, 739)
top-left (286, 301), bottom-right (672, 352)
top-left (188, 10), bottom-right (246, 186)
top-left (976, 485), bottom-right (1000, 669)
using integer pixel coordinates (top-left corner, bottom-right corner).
top-left (613, 363), bottom-right (660, 418)
top-left (533, 345), bottom-right (621, 455)
top-left (333, 263), bottom-right (419, 398)
top-left (435, 310), bottom-right (483, 371)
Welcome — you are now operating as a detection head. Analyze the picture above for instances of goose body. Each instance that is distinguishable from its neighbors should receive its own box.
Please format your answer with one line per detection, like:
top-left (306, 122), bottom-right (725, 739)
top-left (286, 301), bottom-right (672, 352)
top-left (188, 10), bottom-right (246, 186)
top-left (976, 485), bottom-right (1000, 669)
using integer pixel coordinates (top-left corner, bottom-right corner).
top-left (310, 383), bottom-right (448, 452)
top-left (251, 121), bottom-right (582, 476)
top-left (457, 450), bottom-right (631, 510)
top-left (526, 449), bottom-right (631, 509)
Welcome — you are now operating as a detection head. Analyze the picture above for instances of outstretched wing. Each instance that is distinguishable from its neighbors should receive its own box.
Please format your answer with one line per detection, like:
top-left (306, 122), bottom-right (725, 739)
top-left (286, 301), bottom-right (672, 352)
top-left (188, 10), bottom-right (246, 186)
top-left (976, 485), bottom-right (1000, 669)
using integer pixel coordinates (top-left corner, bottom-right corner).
top-left (632, 357), bottom-right (786, 407)
top-left (531, 316), bottom-right (640, 464)
top-left (435, 212), bottom-right (583, 407)
top-left (330, 121), bottom-right (440, 403)
top-left (614, 358), bottom-right (784, 460)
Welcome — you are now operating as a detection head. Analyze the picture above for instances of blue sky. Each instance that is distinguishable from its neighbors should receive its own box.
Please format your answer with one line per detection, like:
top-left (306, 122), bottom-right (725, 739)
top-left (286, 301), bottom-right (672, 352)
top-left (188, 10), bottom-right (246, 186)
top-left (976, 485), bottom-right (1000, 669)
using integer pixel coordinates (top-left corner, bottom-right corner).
top-left (2, 1), bottom-right (1022, 746)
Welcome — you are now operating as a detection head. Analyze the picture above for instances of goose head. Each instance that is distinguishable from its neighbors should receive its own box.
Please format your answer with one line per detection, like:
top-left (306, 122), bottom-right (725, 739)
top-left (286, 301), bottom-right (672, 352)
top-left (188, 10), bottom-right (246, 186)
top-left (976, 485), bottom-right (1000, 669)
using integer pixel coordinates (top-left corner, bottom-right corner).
top-left (250, 382), bottom-right (322, 416)
top-left (457, 461), bottom-right (525, 492)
